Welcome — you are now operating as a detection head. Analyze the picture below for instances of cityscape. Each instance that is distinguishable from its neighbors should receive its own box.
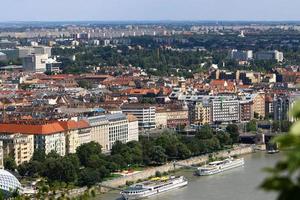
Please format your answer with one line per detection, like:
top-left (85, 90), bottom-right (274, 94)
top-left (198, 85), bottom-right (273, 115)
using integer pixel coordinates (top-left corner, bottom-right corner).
top-left (0, 1), bottom-right (300, 200)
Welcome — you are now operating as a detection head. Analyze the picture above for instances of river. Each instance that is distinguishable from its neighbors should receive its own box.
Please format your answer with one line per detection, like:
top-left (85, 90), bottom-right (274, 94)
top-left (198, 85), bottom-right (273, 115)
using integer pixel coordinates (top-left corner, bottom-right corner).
top-left (98, 152), bottom-right (281, 200)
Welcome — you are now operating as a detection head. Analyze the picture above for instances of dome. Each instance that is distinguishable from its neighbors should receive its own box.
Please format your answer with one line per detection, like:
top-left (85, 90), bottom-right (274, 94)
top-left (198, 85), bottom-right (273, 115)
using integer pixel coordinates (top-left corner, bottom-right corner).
top-left (0, 169), bottom-right (22, 196)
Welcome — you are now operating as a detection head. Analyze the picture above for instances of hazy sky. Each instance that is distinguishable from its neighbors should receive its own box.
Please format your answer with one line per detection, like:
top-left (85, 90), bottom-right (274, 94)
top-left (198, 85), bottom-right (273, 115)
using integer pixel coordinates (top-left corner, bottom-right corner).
top-left (1, 0), bottom-right (300, 21)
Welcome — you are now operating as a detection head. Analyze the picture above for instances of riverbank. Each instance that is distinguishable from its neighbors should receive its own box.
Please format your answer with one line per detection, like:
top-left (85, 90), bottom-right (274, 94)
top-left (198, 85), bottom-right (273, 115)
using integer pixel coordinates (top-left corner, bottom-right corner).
top-left (100, 151), bottom-right (280, 200)
top-left (98, 144), bottom-right (254, 193)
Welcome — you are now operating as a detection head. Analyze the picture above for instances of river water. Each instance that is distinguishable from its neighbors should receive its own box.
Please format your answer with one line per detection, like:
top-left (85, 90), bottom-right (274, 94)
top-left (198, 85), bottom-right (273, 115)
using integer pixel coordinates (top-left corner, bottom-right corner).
top-left (98, 152), bottom-right (281, 200)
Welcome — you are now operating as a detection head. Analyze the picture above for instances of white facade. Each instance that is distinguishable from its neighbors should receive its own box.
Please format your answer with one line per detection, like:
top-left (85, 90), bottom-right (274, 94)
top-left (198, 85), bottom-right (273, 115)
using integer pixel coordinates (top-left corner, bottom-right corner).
top-left (211, 99), bottom-right (240, 123)
top-left (22, 54), bottom-right (48, 72)
top-left (122, 105), bottom-right (156, 130)
top-left (128, 119), bottom-right (139, 141)
top-left (107, 114), bottom-right (129, 150)
top-left (35, 133), bottom-right (66, 156)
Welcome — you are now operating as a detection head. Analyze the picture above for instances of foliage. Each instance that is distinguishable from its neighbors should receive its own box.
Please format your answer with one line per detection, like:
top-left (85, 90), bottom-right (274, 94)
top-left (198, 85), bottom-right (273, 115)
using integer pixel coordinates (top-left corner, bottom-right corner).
top-left (246, 120), bottom-right (257, 132)
top-left (4, 156), bottom-right (17, 171)
top-left (261, 101), bottom-right (300, 199)
top-left (226, 124), bottom-right (240, 143)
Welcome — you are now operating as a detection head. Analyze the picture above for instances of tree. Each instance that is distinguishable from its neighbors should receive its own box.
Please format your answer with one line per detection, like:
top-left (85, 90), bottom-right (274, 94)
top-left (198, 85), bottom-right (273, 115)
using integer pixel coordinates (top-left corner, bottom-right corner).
top-left (4, 156), bottom-right (16, 171)
top-left (31, 148), bottom-right (46, 162)
top-left (196, 124), bottom-right (213, 140)
top-left (177, 143), bottom-right (191, 159)
top-left (149, 146), bottom-right (167, 165)
top-left (261, 101), bottom-right (300, 199)
top-left (226, 124), bottom-right (240, 143)
top-left (76, 142), bottom-right (102, 166)
top-left (78, 168), bottom-right (101, 187)
top-left (216, 131), bottom-right (232, 146)
top-left (246, 120), bottom-right (257, 132)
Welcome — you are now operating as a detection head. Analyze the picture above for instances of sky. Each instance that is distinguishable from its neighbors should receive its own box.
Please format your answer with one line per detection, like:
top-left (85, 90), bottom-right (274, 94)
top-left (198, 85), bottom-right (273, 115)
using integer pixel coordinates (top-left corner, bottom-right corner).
top-left (1, 0), bottom-right (300, 21)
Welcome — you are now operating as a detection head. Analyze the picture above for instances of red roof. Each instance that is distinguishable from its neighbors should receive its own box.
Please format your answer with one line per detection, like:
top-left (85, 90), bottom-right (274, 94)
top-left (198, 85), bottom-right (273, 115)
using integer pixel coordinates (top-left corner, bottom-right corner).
top-left (0, 120), bottom-right (90, 135)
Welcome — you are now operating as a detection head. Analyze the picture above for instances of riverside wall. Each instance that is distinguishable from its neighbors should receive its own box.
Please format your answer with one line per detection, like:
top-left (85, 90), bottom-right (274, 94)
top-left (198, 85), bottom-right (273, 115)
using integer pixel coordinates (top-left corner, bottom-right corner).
top-left (99, 145), bottom-right (254, 192)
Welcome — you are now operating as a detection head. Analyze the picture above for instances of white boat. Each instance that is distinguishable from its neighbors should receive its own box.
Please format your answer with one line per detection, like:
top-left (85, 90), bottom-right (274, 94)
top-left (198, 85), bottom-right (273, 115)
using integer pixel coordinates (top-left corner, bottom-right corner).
top-left (196, 157), bottom-right (244, 176)
top-left (267, 149), bottom-right (279, 154)
top-left (120, 176), bottom-right (188, 200)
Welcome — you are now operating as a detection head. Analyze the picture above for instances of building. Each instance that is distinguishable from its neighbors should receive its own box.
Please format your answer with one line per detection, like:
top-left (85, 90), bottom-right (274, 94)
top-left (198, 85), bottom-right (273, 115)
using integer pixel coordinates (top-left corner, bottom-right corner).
top-left (45, 58), bottom-right (62, 73)
top-left (107, 113), bottom-right (129, 150)
top-left (165, 109), bottom-right (189, 128)
top-left (61, 120), bottom-right (91, 154)
top-left (230, 49), bottom-right (253, 61)
top-left (22, 54), bottom-right (48, 72)
top-left (273, 94), bottom-right (291, 121)
top-left (194, 101), bottom-right (211, 125)
top-left (0, 121), bottom-right (68, 157)
top-left (255, 50), bottom-right (284, 62)
top-left (121, 104), bottom-right (156, 130)
top-left (33, 46), bottom-right (52, 57)
top-left (86, 113), bottom-right (138, 152)
top-left (0, 169), bottom-right (22, 197)
top-left (211, 98), bottom-right (240, 123)
top-left (85, 115), bottom-right (109, 152)
top-left (274, 93), bottom-right (300, 122)
top-left (0, 142), bottom-right (3, 169)
top-left (155, 110), bottom-right (168, 129)
top-left (252, 92), bottom-right (266, 118)
top-left (239, 100), bottom-right (254, 122)
top-left (127, 114), bottom-right (139, 141)
top-left (0, 52), bottom-right (7, 61)
top-left (0, 133), bottom-right (34, 166)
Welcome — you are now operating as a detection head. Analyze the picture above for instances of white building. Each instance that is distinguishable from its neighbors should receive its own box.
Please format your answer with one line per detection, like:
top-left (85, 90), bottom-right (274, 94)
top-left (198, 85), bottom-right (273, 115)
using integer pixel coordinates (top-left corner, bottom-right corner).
top-left (107, 113), bottom-right (129, 150)
top-left (22, 54), bottom-right (48, 72)
top-left (230, 49), bottom-right (253, 61)
top-left (255, 50), bottom-right (283, 62)
top-left (121, 104), bottom-right (156, 130)
top-left (211, 98), bottom-right (240, 123)
top-left (128, 114), bottom-right (139, 141)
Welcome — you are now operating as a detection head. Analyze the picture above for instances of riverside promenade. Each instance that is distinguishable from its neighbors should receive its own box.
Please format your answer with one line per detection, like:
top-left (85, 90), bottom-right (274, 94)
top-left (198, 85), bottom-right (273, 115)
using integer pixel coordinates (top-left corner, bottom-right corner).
top-left (99, 144), bottom-right (254, 192)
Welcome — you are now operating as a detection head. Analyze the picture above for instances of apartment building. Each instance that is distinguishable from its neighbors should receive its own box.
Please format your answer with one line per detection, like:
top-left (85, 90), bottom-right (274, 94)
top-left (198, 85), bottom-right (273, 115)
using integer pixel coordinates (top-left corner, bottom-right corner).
top-left (127, 114), bottom-right (139, 141)
top-left (252, 92), bottom-right (266, 118)
top-left (61, 120), bottom-right (91, 154)
top-left (211, 98), bottom-right (240, 123)
top-left (239, 100), bottom-right (254, 122)
top-left (121, 104), bottom-right (156, 130)
top-left (107, 113), bottom-right (129, 150)
top-left (194, 101), bottom-right (211, 125)
top-left (0, 133), bottom-right (34, 166)
top-left (86, 115), bottom-right (109, 152)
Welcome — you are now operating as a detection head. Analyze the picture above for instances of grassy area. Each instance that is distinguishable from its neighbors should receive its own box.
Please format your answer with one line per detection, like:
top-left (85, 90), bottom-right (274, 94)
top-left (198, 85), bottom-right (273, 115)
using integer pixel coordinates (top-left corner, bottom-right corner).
top-left (103, 173), bottom-right (123, 181)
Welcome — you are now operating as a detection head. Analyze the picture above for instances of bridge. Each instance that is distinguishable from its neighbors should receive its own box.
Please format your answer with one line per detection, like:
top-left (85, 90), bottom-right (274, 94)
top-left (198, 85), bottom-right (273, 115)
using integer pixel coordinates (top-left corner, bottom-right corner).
top-left (239, 132), bottom-right (284, 145)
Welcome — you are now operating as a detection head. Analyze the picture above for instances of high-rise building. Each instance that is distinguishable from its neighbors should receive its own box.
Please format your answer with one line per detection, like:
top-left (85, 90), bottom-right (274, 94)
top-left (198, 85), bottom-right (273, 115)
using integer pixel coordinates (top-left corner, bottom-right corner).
top-left (211, 98), bottom-right (240, 123)
top-left (22, 54), bottom-right (48, 72)
top-left (0, 133), bottom-right (34, 166)
top-left (121, 104), bottom-right (156, 130)
top-left (230, 49), bottom-right (253, 61)
top-left (255, 50), bottom-right (284, 62)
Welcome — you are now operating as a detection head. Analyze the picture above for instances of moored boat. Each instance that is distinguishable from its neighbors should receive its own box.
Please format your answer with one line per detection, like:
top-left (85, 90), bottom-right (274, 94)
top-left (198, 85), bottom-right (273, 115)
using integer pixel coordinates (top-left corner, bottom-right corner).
top-left (196, 157), bottom-right (244, 176)
top-left (120, 176), bottom-right (188, 200)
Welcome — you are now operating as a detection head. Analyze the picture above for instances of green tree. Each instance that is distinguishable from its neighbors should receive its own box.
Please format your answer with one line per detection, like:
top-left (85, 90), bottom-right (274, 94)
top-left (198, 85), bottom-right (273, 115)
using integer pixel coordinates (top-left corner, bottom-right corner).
top-left (226, 124), bottom-right (240, 143)
top-left (78, 168), bottom-right (101, 187)
top-left (76, 142), bottom-right (102, 166)
top-left (177, 143), bottom-right (191, 159)
top-left (31, 148), bottom-right (46, 162)
top-left (149, 146), bottom-right (167, 165)
top-left (246, 120), bottom-right (257, 132)
top-left (4, 156), bottom-right (16, 171)
top-left (196, 124), bottom-right (213, 139)
top-left (261, 101), bottom-right (300, 199)
top-left (216, 131), bottom-right (232, 146)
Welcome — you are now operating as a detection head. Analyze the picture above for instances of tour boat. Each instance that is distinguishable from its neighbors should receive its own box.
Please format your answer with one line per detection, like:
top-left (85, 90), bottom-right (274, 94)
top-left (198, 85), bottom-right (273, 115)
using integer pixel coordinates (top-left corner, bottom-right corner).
top-left (196, 157), bottom-right (244, 176)
top-left (120, 176), bottom-right (188, 200)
